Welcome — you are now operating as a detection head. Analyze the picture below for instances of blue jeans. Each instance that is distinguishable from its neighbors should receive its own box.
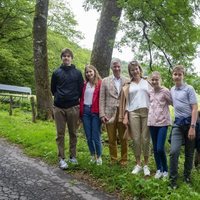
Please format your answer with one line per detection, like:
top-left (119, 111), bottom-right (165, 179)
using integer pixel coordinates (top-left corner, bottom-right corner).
top-left (169, 125), bottom-right (195, 182)
top-left (82, 105), bottom-right (102, 157)
top-left (149, 126), bottom-right (168, 172)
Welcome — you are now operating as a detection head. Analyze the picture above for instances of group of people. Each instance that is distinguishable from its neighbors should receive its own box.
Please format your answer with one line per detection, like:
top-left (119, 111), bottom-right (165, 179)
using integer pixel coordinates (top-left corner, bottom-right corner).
top-left (51, 48), bottom-right (199, 189)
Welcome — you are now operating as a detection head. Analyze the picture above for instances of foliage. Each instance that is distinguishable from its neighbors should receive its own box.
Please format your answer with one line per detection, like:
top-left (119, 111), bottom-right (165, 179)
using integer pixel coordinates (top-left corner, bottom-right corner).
top-left (0, 0), bottom-right (90, 93)
top-left (83, 0), bottom-right (200, 72)
top-left (83, 0), bottom-right (103, 12)
top-left (0, 108), bottom-right (200, 199)
top-left (118, 0), bottom-right (200, 69)
top-left (48, 0), bottom-right (83, 41)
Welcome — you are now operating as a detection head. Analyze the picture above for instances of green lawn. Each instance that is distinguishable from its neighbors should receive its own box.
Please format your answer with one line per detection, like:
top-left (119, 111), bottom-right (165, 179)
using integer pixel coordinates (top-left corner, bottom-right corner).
top-left (0, 108), bottom-right (200, 200)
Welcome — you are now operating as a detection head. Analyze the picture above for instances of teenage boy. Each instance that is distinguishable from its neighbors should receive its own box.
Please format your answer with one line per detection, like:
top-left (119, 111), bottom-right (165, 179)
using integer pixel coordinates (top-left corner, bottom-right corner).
top-left (51, 48), bottom-right (84, 169)
top-left (169, 65), bottom-right (198, 188)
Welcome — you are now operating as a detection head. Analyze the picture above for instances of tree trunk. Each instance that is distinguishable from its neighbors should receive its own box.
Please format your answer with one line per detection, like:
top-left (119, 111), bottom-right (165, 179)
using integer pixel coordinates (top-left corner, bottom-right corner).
top-left (33, 0), bottom-right (52, 120)
top-left (90, 0), bottom-right (122, 78)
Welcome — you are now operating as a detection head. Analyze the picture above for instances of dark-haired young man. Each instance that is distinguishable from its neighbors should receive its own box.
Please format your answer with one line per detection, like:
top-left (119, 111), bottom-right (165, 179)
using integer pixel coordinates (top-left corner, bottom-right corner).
top-left (51, 48), bottom-right (84, 169)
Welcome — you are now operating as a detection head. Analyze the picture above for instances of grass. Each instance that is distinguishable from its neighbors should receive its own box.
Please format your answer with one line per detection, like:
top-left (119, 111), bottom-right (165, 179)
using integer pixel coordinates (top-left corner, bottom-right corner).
top-left (0, 107), bottom-right (200, 200)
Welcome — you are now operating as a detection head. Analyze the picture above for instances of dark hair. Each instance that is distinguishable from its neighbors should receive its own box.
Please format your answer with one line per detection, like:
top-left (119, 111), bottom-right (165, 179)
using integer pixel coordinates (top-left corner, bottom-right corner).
top-left (128, 61), bottom-right (143, 79)
top-left (60, 48), bottom-right (74, 59)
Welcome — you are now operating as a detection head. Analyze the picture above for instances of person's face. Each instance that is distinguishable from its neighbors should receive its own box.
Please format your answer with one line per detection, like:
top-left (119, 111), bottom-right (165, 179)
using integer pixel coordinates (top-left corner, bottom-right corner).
top-left (111, 62), bottom-right (121, 78)
top-left (172, 70), bottom-right (184, 86)
top-left (151, 74), bottom-right (161, 89)
top-left (61, 53), bottom-right (72, 66)
top-left (129, 66), bottom-right (141, 78)
top-left (85, 68), bottom-right (95, 81)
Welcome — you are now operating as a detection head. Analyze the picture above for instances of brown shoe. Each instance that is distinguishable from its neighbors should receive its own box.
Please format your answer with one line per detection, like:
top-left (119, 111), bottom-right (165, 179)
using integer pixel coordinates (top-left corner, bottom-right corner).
top-left (119, 160), bottom-right (127, 167)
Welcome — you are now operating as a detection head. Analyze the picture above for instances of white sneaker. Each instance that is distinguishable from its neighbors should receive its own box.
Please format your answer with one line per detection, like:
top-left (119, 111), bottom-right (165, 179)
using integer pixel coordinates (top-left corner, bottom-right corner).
top-left (131, 165), bottom-right (142, 174)
top-left (59, 159), bottom-right (68, 170)
top-left (162, 171), bottom-right (168, 178)
top-left (89, 156), bottom-right (96, 164)
top-left (96, 157), bottom-right (102, 165)
top-left (143, 165), bottom-right (150, 176)
top-left (154, 170), bottom-right (163, 179)
top-left (68, 157), bottom-right (78, 165)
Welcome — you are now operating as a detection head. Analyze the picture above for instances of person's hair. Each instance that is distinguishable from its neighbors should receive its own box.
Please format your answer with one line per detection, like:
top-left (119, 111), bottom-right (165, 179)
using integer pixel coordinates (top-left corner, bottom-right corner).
top-left (60, 48), bottom-right (74, 59)
top-left (84, 65), bottom-right (101, 85)
top-left (150, 71), bottom-right (162, 84)
top-left (110, 58), bottom-right (121, 68)
top-left (172, 65), bottom-right (185, 75)
top-left (128, 60), bottom-right (143, 79)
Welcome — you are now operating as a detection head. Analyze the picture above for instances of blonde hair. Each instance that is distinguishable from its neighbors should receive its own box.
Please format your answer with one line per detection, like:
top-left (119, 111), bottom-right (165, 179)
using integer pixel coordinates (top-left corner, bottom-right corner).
top-left (128, 61), bottom-right (143, 79)
top-left (172, 65), bottom-right (185, 75)
top-left (84, 65), bottom-right (101, 85)
top-left (150, 71), bottom-right (162, 84)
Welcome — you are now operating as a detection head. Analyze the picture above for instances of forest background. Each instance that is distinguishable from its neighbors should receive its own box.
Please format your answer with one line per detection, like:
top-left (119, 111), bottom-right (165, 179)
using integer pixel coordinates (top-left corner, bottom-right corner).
top-left (1, 0), bottom-right (200, 199)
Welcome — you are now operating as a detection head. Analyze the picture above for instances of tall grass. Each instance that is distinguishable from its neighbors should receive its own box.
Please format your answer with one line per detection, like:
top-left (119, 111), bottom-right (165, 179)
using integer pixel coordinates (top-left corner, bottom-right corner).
top-left (0, 107), bottom-right (200, 199)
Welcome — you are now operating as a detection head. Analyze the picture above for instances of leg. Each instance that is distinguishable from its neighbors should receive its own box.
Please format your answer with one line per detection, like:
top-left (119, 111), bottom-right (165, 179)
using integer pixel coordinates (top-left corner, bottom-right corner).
top-left (129, 110), bottom-right (141, 165)
top-left (53, 106), bottom-right (67, 159)
top-left (66, 105), bottom-right (79, 158)
top-left (184, 126), bottom-right (195, 179)
top-left (141, 109), bottom-right (150, 165)
top-left (91, 113), bottom-right (102, 158)
top-left (169, 126), bottom-right (183, 182)
top-left (149, 126), bottom-right (161, 170)
top-left (106, 122), bottom-right (117, 162)
top-left (82, 106), bottom-right (95, 156)
top-left (157, 126), bottom-right (168, 172)
top-left (117, 121), bottom-right (128, 164)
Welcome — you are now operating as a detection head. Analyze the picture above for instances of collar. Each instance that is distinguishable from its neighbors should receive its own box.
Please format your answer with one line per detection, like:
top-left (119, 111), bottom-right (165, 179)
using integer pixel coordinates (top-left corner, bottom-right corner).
top-left (175, 83), bottom-right (186, 90)
top-left (112, 75), bottom-right (121, 81)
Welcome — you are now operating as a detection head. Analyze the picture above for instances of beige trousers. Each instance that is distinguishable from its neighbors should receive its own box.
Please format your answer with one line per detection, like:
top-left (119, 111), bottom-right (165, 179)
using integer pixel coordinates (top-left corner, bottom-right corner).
top-left (106, 108), bottom-right (128, 163)
top-left (53, 105), bottom-right (79, 159)
top-left (129, 108), bottom-right (150, 157)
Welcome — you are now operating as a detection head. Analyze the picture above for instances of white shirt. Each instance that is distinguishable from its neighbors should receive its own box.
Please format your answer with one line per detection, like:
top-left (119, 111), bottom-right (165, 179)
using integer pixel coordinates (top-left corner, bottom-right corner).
top-left (126, 79), bottom-right (150, 111)
top-left (84, 82), bottom-right (95, 105)
top-left (113, 76), bottom-right (121, 95)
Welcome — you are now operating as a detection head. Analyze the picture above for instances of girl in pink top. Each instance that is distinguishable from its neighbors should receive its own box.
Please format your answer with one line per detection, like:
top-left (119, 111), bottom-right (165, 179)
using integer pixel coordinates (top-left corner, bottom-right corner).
top-left (147, 71), bottom-right (172, 179)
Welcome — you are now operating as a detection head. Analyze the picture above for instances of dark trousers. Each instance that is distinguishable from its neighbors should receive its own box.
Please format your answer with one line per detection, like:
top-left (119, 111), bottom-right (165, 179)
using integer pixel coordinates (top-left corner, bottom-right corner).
top-left (169, 125), bottom-right (195, 182)
top-left (149, 126), bottom-right (168, 172)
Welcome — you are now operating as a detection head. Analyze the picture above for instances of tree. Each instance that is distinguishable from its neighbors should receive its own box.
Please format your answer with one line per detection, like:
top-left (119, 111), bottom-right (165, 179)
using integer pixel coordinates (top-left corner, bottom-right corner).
top-left (48, 0), bottom-right (83, 41)
top-left (33, 0), bottom-right (52, 120)
top-left (90, 0), bottom-right (122, 77)
top-left (84, 0), bottom-right (200, 75)
top-left (118, 0), bottom-right (200, 70)
top-left (0, 0), bottom-right (35, 87)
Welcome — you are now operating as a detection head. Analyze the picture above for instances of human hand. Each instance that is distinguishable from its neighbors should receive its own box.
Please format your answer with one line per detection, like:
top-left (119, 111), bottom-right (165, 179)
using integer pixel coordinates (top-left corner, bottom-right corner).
top-left (101, 116), bottom-right (109, 124)
top-left (188, 127), bottom-right (196, 140)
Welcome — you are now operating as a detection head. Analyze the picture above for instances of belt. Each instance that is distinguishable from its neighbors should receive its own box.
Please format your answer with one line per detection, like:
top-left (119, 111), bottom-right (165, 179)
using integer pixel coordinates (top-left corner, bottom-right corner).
top-left (84, 104), bottom-right (92, 107)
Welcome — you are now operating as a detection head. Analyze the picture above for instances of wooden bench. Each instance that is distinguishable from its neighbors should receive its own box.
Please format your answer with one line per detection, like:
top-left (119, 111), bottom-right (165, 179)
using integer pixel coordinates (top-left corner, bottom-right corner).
top-left (0, 84), bottom-right (33, 116)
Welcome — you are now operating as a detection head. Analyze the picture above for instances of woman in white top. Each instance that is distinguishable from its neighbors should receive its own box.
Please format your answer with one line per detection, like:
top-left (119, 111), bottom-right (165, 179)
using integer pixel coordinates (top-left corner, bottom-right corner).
top-left (122, 61), bottom-right (151, 176)
top-left (80, 65), bottom-right (102, 165)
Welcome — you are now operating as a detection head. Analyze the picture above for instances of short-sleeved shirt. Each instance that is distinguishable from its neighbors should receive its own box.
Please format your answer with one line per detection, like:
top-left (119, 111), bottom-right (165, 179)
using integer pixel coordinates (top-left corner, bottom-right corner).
top-left (171, 84), bottom-right (197, 118)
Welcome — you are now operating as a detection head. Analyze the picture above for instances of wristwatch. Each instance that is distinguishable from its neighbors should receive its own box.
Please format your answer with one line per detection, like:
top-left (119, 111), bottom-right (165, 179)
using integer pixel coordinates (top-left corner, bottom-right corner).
top-left (190, 124), bottom-right (196, 128)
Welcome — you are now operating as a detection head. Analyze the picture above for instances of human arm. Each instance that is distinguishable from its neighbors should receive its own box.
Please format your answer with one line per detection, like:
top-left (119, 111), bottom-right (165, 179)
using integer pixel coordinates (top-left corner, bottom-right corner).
top-left (51, 72), bottom-right (57, 95)
top-left (188, 103), bottom-right (198, 140)
top-left (164, 88), bottom-right (173, 105)
top-left (78, 72), bottom-right (84, 99)
top-left (99, 79), bottom-right (109, 123)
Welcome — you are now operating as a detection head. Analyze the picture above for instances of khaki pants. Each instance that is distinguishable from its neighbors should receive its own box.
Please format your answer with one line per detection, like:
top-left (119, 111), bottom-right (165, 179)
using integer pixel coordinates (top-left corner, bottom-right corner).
top-left (129, 108), bottom-right (150, 157)
top-left (106, 109), bottom-right (128, 163)
top-left (53, 105), bottom-right (79, 159)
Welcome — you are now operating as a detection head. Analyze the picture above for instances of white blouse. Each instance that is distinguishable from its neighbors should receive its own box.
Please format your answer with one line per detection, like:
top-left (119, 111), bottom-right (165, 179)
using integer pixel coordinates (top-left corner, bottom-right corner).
top-left (126, 79), bottom-right (150, 112)
top-left (84, 82), bottom-right (95, 105)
